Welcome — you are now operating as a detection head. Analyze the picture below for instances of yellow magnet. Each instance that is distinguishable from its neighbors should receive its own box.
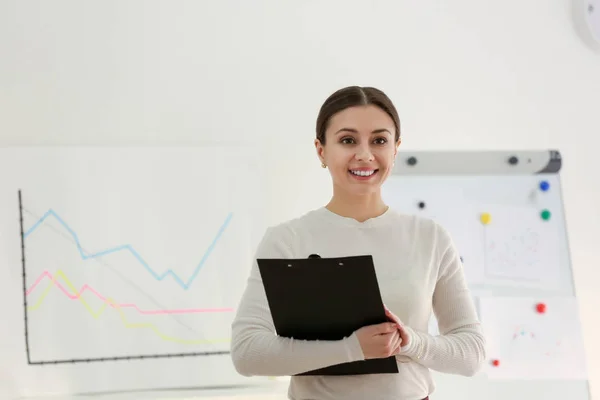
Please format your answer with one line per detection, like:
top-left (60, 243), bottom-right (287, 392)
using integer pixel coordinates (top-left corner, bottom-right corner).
top-left (480, 212), bottom-right (491, 225)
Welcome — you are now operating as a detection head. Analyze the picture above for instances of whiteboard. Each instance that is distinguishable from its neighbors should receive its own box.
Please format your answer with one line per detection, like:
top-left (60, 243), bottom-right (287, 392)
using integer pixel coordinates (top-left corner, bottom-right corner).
top-left (381, 150), bottom-right (590, 400)
top-left (0, 146), bottom-right (272, 398)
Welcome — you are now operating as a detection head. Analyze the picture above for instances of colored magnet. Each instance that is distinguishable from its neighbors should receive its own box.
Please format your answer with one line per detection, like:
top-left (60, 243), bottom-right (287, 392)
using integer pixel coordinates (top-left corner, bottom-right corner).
top-left (536, 303), bottom-right (546, 314)
top-left (492, 359), bottom-right (500, 367)
top-left (480, 212), bottom-right (491, 225)
top-left (539, 180), bottom-right (550, 191)
top-left (540, 209), bottom-right (551, 220)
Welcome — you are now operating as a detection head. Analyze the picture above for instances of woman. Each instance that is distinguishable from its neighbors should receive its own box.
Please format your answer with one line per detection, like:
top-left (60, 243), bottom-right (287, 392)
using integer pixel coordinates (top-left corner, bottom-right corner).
top-left (230, 86), bottom-right (486, 400)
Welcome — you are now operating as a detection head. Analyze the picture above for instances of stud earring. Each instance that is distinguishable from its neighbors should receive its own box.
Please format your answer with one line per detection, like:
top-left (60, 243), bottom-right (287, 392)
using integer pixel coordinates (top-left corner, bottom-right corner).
top-left (321, 162), bottom-right (327, 168)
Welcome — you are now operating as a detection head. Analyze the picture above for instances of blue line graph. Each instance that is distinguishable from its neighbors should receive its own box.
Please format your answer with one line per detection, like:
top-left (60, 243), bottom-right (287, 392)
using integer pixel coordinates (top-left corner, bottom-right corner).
top-left (23, 209), bottom-right (233, 290)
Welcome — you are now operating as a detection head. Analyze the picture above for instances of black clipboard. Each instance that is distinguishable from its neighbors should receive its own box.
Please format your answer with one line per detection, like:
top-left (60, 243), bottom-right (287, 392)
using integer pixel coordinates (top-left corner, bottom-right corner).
top-left (257, 254), bottom-right (399, 376)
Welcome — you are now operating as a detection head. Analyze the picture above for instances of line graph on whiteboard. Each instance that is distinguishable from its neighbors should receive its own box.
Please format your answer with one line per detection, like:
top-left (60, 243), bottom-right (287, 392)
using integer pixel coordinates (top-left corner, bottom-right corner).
top-left (19, 192), bottom-right (245, 364)
top-left (15, 148), bottom-right (261, 365)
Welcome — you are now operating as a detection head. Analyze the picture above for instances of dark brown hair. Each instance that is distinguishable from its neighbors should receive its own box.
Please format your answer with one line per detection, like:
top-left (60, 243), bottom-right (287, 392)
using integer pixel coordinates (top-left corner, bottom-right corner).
top-left (315, 86), bottom-right (401, 145)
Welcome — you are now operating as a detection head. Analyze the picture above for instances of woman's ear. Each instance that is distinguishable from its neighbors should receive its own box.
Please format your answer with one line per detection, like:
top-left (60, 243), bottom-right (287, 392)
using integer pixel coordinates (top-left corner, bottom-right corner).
top-left (394, 138), bottom-right (402, 156)
top-left (315, 138), bottom-right (326, 165)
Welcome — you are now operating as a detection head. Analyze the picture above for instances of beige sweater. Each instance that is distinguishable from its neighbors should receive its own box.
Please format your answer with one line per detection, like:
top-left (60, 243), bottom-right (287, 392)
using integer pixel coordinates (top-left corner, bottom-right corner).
top-left (230, 207), bottom-right (486, 400)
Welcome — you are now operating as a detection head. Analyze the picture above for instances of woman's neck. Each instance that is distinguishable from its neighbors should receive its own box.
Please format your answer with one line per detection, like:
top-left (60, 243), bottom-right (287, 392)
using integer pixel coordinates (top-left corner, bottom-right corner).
top-left (325, 191), bottom-right (389, 223)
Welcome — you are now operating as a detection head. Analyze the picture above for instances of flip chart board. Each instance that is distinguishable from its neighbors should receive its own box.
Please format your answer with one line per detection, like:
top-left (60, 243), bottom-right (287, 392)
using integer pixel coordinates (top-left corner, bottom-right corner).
top-left (381, 150), bottom-right (589, 400)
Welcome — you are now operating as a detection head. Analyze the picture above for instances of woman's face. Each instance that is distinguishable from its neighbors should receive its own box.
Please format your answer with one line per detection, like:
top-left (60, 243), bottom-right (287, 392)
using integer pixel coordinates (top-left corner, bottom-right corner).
top-left (315, 105), bottom-right (400, 197)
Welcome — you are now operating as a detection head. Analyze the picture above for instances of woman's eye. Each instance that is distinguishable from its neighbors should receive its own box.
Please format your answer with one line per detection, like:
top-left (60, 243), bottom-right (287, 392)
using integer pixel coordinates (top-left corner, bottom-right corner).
top-left (340, 137), bottom-right (387, 145)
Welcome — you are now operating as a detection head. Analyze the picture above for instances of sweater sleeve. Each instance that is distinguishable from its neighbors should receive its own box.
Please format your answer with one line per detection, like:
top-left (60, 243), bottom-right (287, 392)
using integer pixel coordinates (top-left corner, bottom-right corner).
top-left (399, 225), bottom-right (487, 376)
top-left (230, 225), bottom-right (365, 377)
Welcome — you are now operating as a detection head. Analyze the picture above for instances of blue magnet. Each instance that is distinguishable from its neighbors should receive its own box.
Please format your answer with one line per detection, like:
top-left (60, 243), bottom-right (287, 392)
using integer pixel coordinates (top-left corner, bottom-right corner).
top-left (539, 180), bottom-right (550, 191)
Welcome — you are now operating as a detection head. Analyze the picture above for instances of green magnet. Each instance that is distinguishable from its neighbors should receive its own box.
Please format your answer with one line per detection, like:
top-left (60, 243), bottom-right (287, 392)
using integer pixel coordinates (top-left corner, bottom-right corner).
top-left (540, 209), bottom-right (551, 220)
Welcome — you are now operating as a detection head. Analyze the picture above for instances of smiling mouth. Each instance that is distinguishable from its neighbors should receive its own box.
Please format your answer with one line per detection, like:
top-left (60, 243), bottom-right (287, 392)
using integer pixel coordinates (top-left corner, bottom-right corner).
top-left (348, 169), bottom-right (379, 178)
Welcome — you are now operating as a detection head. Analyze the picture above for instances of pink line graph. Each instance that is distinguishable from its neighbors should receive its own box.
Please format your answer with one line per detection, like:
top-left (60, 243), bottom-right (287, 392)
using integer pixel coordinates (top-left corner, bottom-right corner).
top-left (27, 270), bottom-right (234, 315)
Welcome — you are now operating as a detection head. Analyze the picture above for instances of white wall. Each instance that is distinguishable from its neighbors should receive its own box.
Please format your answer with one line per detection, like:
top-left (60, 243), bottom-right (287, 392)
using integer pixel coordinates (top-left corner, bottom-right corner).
top-left (1, 0), bottom-right (599, 398)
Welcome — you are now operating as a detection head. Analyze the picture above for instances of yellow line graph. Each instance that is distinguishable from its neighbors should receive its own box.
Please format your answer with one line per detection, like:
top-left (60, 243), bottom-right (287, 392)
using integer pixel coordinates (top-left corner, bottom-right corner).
top-left (28, 269), bottom-right (230, 345)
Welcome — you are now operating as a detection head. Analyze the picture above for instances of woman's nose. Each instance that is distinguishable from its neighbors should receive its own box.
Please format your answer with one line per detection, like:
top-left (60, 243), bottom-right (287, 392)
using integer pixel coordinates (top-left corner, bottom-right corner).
top-left (355, 145), bottom-right (374, 162)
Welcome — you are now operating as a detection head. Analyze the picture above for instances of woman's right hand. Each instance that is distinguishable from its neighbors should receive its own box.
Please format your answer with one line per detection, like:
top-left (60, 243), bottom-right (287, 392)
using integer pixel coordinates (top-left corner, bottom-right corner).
top-left (354, 322), bottom-right (402, 359)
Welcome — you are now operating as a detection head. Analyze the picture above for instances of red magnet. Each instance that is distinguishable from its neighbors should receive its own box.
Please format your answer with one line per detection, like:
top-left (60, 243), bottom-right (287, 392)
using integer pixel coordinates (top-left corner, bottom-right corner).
top-left (492, 359), bottom-right (500, 367)
top-left (536, 303), bottom-right (546, 314)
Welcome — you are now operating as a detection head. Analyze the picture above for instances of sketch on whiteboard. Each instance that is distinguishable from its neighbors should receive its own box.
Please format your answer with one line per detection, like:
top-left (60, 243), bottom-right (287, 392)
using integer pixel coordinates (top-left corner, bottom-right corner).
top-left (481, 205), bottom-right (562, 290)
top-left (479, 297), bottom-right (587, 380)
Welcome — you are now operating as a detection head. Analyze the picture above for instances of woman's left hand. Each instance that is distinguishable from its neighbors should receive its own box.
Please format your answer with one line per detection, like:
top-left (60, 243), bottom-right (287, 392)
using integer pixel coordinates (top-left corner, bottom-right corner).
top-left (384, 305), bottom-right (410, 349)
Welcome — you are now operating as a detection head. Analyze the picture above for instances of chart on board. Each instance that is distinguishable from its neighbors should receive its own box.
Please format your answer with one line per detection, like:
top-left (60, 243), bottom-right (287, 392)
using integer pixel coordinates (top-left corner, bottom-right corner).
top-left (13, 147), bottom-right (264, 365)
top-left (479, 296), bottom-right (588, 380)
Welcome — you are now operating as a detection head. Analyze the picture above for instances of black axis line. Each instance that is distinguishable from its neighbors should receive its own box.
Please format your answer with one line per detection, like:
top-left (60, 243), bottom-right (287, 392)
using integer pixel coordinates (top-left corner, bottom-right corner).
top-left (28, 351), bottom-right (231, 365)
top-left (18, 189), bottom-right (230, 365)
top-left (19, 189), bottom-right (31, 364)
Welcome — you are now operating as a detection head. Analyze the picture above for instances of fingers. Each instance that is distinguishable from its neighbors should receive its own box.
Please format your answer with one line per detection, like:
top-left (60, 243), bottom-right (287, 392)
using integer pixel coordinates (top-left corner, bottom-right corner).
top-left (385, 331), bottom-right (402, 356)
top-left (357, 325), bottom-right (404, 359)
top-left (391, 332), bottom-right (403, 354)
top-left (375, 322), bottom-right (398, 335)
top-left (398, 325), bottom-right (410, 347)
top-left (378, 322), bottom-right (409, 356)
top-left (384, 306), bottom-right (402, 328)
